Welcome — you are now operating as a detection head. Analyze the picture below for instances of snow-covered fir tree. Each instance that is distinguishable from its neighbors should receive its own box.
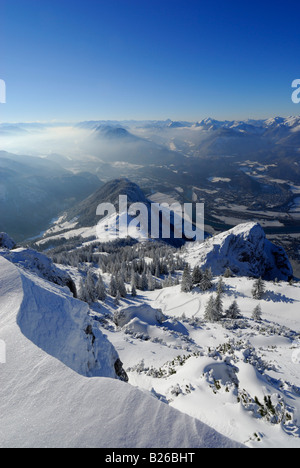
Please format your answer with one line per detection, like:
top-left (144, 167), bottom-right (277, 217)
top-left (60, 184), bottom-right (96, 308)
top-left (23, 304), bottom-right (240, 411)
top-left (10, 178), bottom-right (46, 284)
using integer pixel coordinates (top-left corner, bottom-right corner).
top-left (252, 277), bottom-right (266, 300)
top-left (95, 274), bottom-right (107, 301)
top-left (215, 290), bottom-right (223, 317)
top-left (217, 277), bottom-right (225, 295)
top-left (110, 276), bottom-right (118, 297)
top-left (252, 303), bottom-right (263, 321)
top-left (116, 276), bottom-right (127, 298)
top-left (131, 283), bottom-right (137, 297)
top-left (181, 264), bottom-right (193, 293)
top-left (226, 300), bottom-right (241, 319)
top-left (147, 271), bottom-right (155, 291)
top-left (85, 270), bottom-right (96, 303)
top-left (114, 290), bottom-right (121, 306)
top-left (192, 265), bottom-right (203, 285)
top-left (140, 272), bottom-right (148, 291)
top-left (199, 268), bottom-right (213, 291)
top-left (223, 267), bottom-right (233, 278)
top-left (78, 278), bottom-right (88, 303)
top-left (204, 295), bottom-right (222, 322)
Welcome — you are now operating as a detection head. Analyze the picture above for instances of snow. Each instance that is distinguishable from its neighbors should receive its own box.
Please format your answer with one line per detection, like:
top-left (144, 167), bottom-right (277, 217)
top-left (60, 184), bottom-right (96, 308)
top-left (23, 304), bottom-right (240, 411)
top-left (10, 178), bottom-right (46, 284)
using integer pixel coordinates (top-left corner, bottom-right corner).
top-left (2, 218), bottom-right (300, 448)
top-left (114, 304), bottom-right (166, 328)
top-left (1, 247), bottom-right (75, 291)
top-left (208, 177), bottom-right (231, 183)
top-left (110, 277), bottom-right (300, 448)
top-left (37, 225), bottom-right (97, 245)
top-left (183, 222), bottom-right (293, 281)
top-left (0, 255), bottom-right (241, 448)
top-left (290, 197), bottom-right (300, 213)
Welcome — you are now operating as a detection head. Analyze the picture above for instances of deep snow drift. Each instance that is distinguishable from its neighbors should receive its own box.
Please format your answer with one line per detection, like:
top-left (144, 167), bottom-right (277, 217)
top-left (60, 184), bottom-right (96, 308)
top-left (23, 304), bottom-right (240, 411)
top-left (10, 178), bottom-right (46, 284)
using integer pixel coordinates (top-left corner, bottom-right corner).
top-left (0, 253), bottom-right (242, 448)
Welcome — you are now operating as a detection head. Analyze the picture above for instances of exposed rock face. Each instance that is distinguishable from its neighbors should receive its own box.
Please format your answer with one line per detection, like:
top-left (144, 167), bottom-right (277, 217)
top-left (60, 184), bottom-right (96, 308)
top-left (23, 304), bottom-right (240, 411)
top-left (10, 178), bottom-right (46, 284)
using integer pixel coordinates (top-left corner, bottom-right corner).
top-left (185, 222), bottom-right (293, 281)
top-left (114, 358), bottom-right (129, 383)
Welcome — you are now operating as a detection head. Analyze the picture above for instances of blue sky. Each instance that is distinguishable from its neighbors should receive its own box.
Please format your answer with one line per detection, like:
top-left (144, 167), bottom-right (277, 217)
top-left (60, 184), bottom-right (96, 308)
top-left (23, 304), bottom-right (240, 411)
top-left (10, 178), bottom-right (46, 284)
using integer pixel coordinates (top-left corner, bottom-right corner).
top-left (1, 0), bottom-right (300, 122)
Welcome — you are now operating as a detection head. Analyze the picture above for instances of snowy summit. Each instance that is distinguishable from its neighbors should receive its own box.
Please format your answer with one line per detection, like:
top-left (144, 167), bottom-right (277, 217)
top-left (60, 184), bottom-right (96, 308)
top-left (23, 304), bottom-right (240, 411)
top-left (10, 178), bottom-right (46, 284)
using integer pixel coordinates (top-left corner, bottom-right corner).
top-left (184, 222), bottom-right (293, 281)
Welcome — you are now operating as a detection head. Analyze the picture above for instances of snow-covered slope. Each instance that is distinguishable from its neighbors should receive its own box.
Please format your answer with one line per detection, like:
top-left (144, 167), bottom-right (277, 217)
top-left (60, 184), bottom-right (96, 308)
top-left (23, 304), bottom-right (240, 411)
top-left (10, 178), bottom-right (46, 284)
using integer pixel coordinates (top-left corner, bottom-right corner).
top-left (0, 255), bottom-right (242, 448)
top-left (1, 247), bottom-right (77, 296)
top-left (184, 222), bottom-right (293, 281)
top-left (34, 178), bottom-right (188, 247)
top-left (0, 253), bottom-right (122, 379)
top-left (104, 277), bottom-right (300, 448)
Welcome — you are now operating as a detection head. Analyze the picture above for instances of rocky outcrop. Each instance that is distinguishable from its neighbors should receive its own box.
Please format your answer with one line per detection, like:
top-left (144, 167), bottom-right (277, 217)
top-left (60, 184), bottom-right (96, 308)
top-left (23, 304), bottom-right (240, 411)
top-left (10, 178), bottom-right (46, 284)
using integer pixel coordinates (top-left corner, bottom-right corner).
top-left (0, 244), bottom-right (77, 297)
top-left (113, 304), bottom-right (166, 328)
top-left (184, 222), bottom-right (293, 281)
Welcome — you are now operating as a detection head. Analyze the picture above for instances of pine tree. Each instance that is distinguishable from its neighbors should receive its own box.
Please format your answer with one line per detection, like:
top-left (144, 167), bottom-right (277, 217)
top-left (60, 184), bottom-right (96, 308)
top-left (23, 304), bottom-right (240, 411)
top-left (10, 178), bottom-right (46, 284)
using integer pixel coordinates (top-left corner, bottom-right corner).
top-left (114, 290), bottom-right (121, 306)
top-left (192, 265), bottom-right (203, 285)
top-left (78, 278), bottom-right (88, 302)
top-left (147, 272), bottom-right (155, 291)
top-left (117, 276), bottom-right (127, 298)
top-left (252, 277), bottom-right (266, 300)
top-left (217, 277), bottom-right (225, 295)
top-left (223, 267), bottom-right (233, 278)
top-left (155, 263), bottom-right (160, 278)
top-left (252, 304), bottom-right (262, 321)
top-left (140, 272), bottom-right (148, 291)
top-left (96, 274), bottom-right (107, 301)
top-left (110, 276), bottom-right (118, 297)
top-left (215, 290), bottom-right (223, 317)
top-left (199, 269), bottom-right (213, 291)
top-left (226, 300), bottom-right (241, 319)
top-left (181, 264), bottom-right (193, 293)
top-left (205, 267), bottom-right (213, 281)
top-left (85, 270), bottom-right (96, 303)
top-left (204, 295), bottom-right (221, 322)
top-left (131, 283), bottom-right (137, 297)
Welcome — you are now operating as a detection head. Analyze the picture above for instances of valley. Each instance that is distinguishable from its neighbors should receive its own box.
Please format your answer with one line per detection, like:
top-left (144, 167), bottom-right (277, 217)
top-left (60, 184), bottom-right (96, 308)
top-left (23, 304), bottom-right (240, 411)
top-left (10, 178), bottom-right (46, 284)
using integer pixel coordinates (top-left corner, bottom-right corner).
top-left (1, 116), bottom-right (300, 448)
top-left (1, 117), bottom-right (299, 271)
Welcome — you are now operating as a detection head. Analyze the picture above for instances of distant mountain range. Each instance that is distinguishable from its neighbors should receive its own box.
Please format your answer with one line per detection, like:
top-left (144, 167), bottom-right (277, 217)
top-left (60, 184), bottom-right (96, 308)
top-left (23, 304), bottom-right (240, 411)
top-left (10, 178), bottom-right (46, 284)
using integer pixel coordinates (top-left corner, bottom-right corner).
top-left (1, 116), bottom-right (300, 244)
top-left (77, 116), bottom-right (300, 163)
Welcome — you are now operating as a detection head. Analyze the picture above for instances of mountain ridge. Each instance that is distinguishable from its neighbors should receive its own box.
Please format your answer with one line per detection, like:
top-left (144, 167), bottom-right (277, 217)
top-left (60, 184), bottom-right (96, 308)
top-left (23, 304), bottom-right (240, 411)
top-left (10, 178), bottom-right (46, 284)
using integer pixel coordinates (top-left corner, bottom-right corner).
top-left (184, 222), bottom-right (293, 281)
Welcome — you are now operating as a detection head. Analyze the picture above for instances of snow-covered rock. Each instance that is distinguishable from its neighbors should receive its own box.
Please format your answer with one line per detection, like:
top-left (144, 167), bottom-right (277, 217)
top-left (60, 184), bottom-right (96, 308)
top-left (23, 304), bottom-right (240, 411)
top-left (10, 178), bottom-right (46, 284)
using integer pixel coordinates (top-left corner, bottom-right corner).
top-left (0, 232), bottom-right (16, 250)
top-left (1, 247), bottom-right (77, 297)
top-left (114, 304), bottom-right (166, 328)
top-left (184, 222), bottom-right (293, 281)
top-left (0, 255), bottom-right (125, 379)
top-left (0, 256), bottom-right (241, 448)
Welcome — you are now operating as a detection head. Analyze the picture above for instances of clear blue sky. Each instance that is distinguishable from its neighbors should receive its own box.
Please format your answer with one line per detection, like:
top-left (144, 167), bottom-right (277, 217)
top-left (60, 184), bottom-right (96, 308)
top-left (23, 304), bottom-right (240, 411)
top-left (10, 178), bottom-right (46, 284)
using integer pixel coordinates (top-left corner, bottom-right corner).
top-left (1, 0), bottom-right (300, 122)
